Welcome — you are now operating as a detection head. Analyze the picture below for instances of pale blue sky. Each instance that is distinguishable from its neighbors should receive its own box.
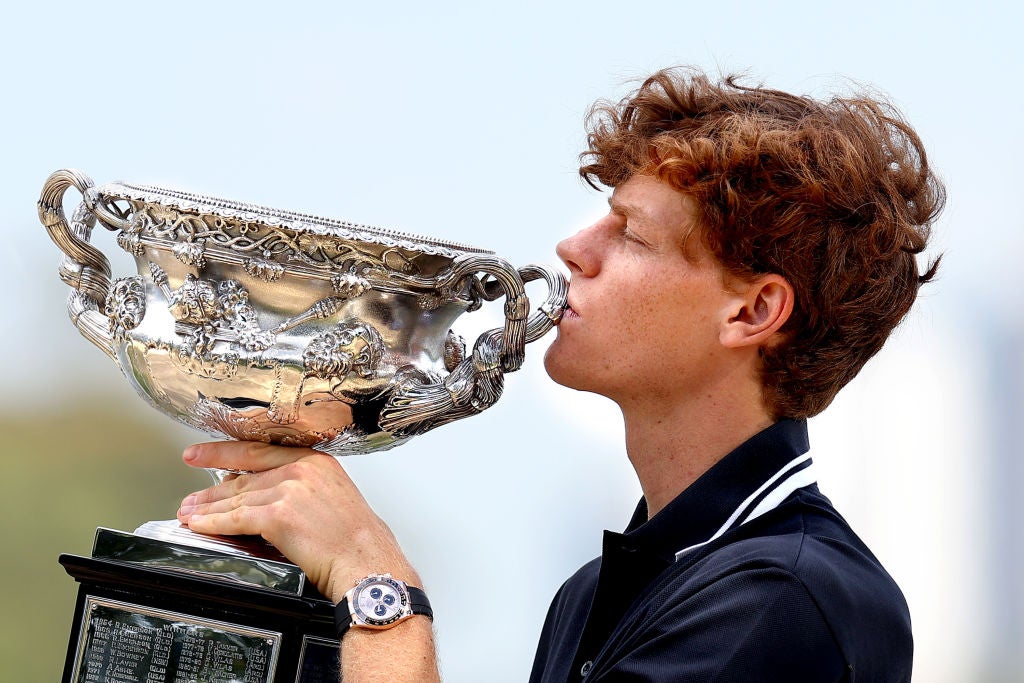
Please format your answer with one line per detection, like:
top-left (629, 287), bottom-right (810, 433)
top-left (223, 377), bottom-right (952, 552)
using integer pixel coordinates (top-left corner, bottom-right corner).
top-left (4, 1), bottom-right (1021, 680)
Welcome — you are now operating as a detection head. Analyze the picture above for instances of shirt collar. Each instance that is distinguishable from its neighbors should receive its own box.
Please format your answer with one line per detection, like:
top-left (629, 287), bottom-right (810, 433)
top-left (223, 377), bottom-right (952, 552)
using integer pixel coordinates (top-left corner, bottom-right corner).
top-left (622, 419), bottom-right (813, 560)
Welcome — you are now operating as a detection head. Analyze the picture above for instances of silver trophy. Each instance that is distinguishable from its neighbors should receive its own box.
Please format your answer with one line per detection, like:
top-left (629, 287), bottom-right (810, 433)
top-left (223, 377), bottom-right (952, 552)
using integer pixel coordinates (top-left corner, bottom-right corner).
top-left (40, 168), bottom-right (566, 548)
top-left (43, 168), bottom-right (567, 682)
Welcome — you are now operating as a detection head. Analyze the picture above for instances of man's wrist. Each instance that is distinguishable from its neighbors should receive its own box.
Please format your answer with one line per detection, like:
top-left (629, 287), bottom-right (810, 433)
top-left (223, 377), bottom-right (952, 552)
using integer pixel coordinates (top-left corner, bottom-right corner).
top-left (327, 565), bottom-right (422, 604)
top-left (340, 617), bottom-right (441, 683)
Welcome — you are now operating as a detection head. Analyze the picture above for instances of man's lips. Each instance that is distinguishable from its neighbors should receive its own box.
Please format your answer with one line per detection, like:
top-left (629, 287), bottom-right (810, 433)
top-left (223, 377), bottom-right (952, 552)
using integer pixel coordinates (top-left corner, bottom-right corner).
top-left (562, 302), bottom-right (580, 320)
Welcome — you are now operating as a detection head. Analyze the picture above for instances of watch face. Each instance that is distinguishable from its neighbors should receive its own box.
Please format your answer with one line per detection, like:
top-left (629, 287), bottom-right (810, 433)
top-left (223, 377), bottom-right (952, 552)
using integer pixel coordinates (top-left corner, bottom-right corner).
top-left (353, 576), bottom-right (409, 627)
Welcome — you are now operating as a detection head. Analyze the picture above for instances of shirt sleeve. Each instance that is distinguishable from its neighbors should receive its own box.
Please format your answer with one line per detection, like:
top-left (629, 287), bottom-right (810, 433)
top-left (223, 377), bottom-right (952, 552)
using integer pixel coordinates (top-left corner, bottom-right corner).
top-left (590, 567), bottom-right (850, 683)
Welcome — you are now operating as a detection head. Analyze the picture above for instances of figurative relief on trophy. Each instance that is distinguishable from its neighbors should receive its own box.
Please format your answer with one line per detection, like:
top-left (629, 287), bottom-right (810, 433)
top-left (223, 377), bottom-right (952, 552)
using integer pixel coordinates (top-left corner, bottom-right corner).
top-left (39, 168), bottom-right (567, 456)
top-left (303, 323), bottom-right (386, 390)
top-left (104, 276), bottom-right (146, 343)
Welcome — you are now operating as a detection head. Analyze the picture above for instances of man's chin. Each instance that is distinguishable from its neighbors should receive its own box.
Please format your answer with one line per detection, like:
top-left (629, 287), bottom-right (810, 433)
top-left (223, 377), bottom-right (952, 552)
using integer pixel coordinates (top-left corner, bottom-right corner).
top-left (543, 346), bottom-right (590, 393)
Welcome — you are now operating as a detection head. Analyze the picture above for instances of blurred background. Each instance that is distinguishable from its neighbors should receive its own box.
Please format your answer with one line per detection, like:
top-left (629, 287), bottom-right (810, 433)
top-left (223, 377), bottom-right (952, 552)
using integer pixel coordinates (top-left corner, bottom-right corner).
top-left (1, 1), bottom-right (1020, 680)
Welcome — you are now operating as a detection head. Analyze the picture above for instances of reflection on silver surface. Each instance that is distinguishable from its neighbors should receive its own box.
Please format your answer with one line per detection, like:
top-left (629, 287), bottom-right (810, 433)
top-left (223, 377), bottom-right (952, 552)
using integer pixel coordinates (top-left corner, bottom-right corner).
top-left (94, 527), bottom-right (307, 595)
top-left (39, 168), bottom-right (567, 456)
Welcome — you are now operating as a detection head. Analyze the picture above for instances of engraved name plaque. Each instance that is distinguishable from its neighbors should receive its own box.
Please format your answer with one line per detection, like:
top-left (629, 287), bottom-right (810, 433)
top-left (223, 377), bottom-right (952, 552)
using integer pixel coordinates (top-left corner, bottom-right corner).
top-left (71, 597), bottom-right (280, 683)
top-left (60, 531), bottom-right (340, 682)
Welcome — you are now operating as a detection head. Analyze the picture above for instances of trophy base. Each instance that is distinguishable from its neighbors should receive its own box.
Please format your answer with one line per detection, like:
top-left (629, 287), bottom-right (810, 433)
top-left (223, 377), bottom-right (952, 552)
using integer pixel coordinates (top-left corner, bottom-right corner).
top-left (60, 528), bottom-right (340, 683)
top-left (134, 518), bottom-right (290, 562)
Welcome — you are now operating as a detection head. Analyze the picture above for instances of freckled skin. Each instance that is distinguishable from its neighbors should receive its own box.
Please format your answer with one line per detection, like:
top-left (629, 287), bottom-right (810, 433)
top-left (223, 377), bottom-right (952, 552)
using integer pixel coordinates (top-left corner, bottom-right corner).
top-left (544, 175), bottom-right (735, 412)
top-left (544, 174), bottom-right (787, 513)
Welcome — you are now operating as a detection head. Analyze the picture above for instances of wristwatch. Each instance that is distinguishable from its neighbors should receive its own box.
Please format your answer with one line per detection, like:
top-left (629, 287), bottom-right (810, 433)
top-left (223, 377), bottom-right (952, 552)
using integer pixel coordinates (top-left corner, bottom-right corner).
top-left (335, 573), bottom-right (433, 638)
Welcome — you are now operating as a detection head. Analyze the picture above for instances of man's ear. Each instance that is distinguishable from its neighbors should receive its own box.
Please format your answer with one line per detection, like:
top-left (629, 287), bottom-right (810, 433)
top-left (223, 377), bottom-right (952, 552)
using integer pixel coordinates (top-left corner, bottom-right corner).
top-left (719, 274), bottom-right (794, 349)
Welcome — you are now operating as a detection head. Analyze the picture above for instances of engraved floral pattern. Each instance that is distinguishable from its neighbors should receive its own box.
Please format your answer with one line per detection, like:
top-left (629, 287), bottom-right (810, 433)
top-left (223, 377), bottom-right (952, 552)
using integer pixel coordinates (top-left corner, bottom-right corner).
top-left (115, 202), bottom-right (441, 279)
top-left (243, 257), bottom-right (285, 282)
top-left (331, 272), bottom-right (371, 298)
top-left (172, 239), bottom-right (207, 268)
top-left (116, 231), bottom-right (145, 257)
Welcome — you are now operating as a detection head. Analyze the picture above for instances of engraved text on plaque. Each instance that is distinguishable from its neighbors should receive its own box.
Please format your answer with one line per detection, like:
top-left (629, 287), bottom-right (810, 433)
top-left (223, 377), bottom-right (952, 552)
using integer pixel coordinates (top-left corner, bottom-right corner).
top-left (71, 597), bottom-right (281, 683)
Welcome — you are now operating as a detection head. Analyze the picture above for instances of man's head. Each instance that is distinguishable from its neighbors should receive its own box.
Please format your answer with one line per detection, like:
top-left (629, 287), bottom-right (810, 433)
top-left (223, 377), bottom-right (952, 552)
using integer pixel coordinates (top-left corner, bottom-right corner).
top-left (576, 67), bottom-right (944, 419)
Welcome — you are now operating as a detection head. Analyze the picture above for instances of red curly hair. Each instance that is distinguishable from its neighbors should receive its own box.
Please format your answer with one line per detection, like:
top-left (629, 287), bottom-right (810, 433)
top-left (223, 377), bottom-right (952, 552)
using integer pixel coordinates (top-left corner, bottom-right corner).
top-left (580, 68), bottom-right (945, 419)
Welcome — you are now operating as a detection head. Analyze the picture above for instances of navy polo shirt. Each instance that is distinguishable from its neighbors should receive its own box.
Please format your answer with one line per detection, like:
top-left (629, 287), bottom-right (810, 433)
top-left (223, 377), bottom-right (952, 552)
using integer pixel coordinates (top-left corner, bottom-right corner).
top-left (529, 420), bottom-right (912, 682)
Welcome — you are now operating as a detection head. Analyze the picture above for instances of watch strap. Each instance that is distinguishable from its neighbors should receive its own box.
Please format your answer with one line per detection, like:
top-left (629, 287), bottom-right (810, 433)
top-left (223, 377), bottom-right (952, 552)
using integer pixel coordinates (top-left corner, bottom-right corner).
top-left (407, 586), bottom-right (433, 620)
top-left (334, 595), bottom-right (353, 637)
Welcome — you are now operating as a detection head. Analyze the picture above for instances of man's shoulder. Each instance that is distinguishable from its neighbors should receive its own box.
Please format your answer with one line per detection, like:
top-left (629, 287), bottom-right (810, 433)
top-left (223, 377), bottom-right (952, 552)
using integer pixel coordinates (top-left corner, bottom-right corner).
top-left (554, 486), bottom-right (908, 624)
top-left (545, 556), bottom-right (602, 617)
top-left (641, 487), bottom-right (912, 676)
top-left (533, 488), bottom-right (912, 681)
top-left (684, 487), bottom-right (907, 614)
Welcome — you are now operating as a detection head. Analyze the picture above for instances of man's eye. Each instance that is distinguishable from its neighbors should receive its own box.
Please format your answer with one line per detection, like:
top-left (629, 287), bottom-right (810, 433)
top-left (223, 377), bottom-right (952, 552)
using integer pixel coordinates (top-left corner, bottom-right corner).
top-left (623, 227), bottom-right (647, 245)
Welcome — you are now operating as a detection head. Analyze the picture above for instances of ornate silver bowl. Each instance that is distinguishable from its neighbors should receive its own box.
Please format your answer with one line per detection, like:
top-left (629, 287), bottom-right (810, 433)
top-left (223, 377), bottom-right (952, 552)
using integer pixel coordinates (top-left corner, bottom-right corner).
top-left (39, 169), bottom-right (567, 458)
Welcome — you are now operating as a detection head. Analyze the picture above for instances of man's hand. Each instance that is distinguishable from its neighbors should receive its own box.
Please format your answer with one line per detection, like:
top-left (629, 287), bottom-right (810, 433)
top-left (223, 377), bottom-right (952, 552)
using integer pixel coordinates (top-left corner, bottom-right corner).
top-left (176, 441), bottom-right (418, 603)
top-left (177, 442), bottom-right (441, 683)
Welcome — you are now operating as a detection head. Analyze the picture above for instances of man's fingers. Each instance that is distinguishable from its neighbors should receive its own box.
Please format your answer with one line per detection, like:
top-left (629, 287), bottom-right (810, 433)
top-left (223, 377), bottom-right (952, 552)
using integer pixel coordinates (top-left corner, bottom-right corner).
top-left (179, 456), bottom-right (348, 511)
top-left (184, 507), bottom-right (265, 537)
top-left (183, 441), bottom-right (316, 473)
top-left (178, 484), bottom-right (269, 519)
top-left (178, 486), bottom-right (283, 537)
top-left (179, 468), bottom-right (251, 508)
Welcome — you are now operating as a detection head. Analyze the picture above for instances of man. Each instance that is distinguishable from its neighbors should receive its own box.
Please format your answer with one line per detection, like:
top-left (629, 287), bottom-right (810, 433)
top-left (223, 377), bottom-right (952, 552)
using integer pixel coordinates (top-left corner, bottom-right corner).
top-left (177, 67), bottom-right (943, 681)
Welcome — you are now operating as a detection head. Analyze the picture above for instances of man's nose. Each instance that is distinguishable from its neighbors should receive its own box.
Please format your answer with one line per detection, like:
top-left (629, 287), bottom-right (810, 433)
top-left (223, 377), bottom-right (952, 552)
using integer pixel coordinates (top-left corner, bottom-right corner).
top-left (556, 224), bottom-right (599, 277)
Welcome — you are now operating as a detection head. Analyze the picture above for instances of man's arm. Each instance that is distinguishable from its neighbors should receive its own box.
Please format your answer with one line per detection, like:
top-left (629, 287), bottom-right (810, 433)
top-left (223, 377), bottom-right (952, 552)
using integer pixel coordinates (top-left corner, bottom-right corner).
top-left (341, 622), bottom-right (439, 683)
top-left (176, 441), bottom-right (441, 683)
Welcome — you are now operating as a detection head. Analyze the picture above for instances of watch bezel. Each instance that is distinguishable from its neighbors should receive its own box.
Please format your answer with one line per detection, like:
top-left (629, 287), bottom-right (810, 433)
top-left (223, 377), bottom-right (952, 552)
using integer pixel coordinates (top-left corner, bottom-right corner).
top-left (350, 574), bottom-right (411, 629)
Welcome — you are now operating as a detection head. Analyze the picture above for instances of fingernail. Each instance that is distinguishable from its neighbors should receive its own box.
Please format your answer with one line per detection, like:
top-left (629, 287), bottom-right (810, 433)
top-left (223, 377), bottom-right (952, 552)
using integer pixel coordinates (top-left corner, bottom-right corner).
top-left (183, 446), bottom-right (198, 462)
top-left (179, 495), bottom-right (196, 516)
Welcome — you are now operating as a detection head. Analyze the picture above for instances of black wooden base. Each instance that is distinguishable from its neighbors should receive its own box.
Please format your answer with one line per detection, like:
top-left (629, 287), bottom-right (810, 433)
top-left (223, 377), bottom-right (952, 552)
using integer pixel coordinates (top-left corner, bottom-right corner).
top-left (60, 530), bottom-right (340, 683)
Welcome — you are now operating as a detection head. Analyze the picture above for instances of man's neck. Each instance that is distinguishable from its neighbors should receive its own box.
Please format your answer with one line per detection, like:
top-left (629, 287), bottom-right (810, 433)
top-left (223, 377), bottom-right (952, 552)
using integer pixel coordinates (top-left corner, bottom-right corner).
top-left (620, 377), bottom-right (774, 519)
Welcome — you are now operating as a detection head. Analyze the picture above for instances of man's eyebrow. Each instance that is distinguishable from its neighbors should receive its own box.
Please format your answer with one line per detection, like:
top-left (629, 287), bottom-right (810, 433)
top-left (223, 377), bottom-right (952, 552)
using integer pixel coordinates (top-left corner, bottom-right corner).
top-left (607, 195), bottom-right (652, 223)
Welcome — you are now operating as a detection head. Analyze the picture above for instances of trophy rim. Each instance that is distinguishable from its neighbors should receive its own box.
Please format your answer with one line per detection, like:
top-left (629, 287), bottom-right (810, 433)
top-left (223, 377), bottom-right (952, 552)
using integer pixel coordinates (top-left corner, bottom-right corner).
top-left (98, 180), bottom-right (494, 258)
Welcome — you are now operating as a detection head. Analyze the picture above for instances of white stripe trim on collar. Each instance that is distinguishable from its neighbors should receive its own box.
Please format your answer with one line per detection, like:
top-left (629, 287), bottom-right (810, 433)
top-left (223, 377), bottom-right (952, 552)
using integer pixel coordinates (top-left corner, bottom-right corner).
top-left (674, 452), bottom-right (816, 561)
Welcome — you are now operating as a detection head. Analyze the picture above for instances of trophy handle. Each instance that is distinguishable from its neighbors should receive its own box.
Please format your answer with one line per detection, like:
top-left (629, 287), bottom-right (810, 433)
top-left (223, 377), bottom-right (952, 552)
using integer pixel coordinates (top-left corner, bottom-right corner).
top-left (38, 169), bottom-right (119, 361)
top-left (519, 263), bottom-right (569, 344)
top-left (378, 259), bottom-right (567, 435)
top-left (448, 253), bottom-right (530, 373)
